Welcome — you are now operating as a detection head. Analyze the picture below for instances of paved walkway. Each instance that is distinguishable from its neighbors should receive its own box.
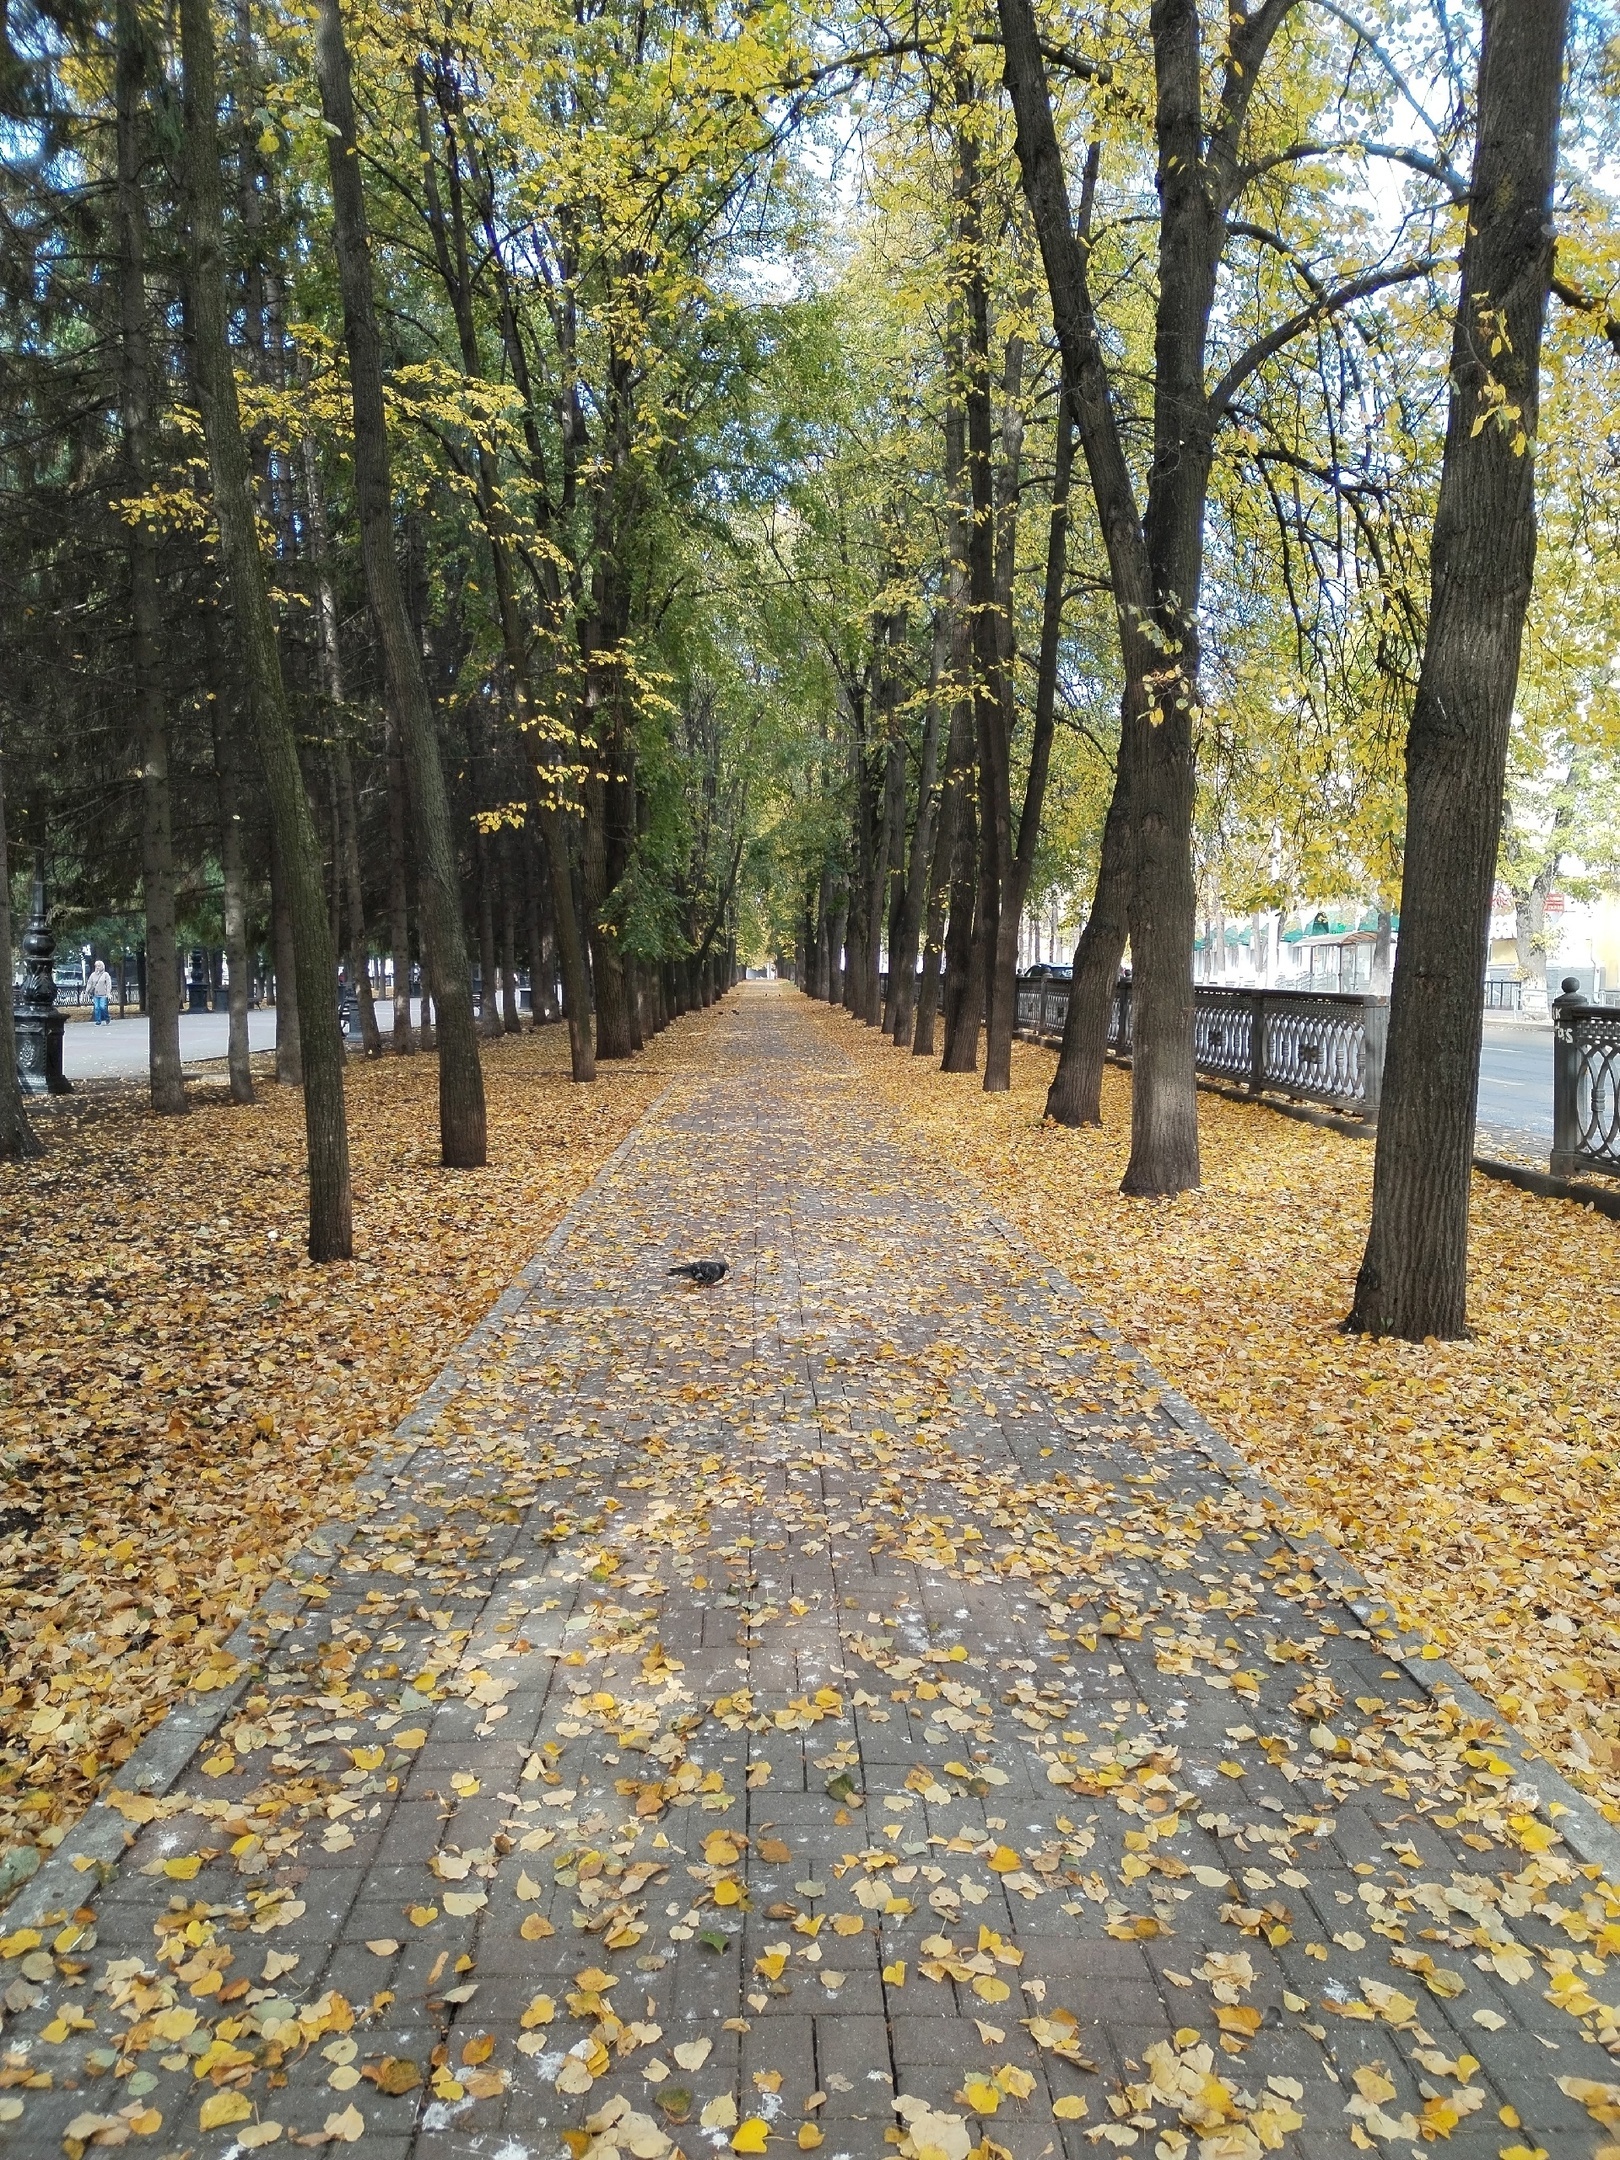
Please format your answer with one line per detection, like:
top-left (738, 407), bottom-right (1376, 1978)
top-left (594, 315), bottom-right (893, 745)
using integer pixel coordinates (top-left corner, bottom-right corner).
top-left (4, 991), bottom-right (1616, 2159)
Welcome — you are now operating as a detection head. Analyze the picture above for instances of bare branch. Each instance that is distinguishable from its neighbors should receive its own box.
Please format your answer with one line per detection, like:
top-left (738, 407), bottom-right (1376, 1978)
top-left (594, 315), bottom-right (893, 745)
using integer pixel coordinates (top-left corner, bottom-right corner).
top-left (1551, 270), bottom-right (1620, 358)
top-left (1206, 257), bottom-right (1435, 421)
top-left (1311, 0), bottom-right (1454, 145)
top-left (1237, 135), bottom-right (1467, 199)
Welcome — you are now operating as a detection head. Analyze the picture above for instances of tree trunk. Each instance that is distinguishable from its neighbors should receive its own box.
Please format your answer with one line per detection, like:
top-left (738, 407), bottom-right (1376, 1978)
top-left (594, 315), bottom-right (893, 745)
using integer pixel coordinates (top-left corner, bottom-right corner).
top-left (1046, 742), bottom-right (1131, 1124)
top-left (209, 625), bottom-right (255, 1104)
top-left (876, 720), bottom-right (906, 1028)
top-left (529, 829), bottom-right (557, 1023)
top-left (582, 771), bottom-right (636, 1057)
top-left (988, 383), bottom-right (1074, 1089)
top-left (313, 0), bottom-right (486, 1167)
top-left (827, 900), bottom-right (847, 1007)
top-left (889, 618), bottom-right (947, 1048)
top-left (1349, 0), bottom-right (1570, 1341)
top-left (334, 737), bottom-right (382, 1054)
top-left (0, 735), bottom-right (38, 1161)
top-left (385, 705), bottom-right (414, 1051)
top-left (116, 0), bottom-right (187, 1120)
top-left (544, 809), bottom-right (595, 1079)
top-left (939, 717), bottom-right (982, 1075)
top-left (956, 89), bottom-right (1015, 1092)
top-left (300, 420), bottom-right (382, 1060)
top-left (270, 828), bottom-right (303, 1084)
top-left (500, 834), bottom-right (522, 1031)
top-left (180, 0), bottom-right (351, 1258)
top-left (475, 823), bottom-right (503, 1039)
top-left (915, 355), bottom-right (972, 1064)
top-left (528, 820), bottom-right (559, 1021)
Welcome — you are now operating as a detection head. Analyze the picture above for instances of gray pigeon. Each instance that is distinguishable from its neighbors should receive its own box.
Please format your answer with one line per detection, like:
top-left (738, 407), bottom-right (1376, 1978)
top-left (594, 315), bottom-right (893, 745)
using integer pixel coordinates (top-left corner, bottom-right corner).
top-left (668, 1259), bottom-right (729, 1286)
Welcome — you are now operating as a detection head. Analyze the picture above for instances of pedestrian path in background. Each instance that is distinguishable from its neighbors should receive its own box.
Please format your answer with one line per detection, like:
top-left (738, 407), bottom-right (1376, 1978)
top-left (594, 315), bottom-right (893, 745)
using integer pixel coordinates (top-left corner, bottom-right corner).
top-left (5, 990), bottom-right (1617, 2159)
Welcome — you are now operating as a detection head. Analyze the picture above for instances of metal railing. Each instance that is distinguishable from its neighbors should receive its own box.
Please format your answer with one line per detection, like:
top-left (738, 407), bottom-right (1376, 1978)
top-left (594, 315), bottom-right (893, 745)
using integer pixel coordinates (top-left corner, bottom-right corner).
top-left (1484, 977), bottom-right (1523, 1011)
top-left (1016, 973), bottom-right (1388, 1123)
top-left (1552, 981), bottom-right (1620, 1177)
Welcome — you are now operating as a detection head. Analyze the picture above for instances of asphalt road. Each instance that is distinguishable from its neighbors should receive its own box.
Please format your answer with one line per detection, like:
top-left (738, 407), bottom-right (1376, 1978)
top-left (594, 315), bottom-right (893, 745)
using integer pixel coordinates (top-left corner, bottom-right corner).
top-left (60, 1003), bottom-right (1559, 1135)
top-left (59, 1000), bottom-right (417, 1083)
top-left (1476, 1018), bottom-right (1553, 1137)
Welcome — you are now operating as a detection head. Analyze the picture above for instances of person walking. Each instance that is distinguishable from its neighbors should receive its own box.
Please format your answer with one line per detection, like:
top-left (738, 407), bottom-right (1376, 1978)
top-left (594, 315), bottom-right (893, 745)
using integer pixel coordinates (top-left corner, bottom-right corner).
top-left (87, 957), bottom-right (113, 1025)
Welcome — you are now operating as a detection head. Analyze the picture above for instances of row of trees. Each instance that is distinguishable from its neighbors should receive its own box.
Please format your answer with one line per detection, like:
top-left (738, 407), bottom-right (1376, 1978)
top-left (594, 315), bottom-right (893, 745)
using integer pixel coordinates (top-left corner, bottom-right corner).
top-left (1, 0), bottom-right (1615, 1336)
top-left (768, 0), bottom-right (1616, 1338)
top-left (0, 0), bottom-right (780, 1231)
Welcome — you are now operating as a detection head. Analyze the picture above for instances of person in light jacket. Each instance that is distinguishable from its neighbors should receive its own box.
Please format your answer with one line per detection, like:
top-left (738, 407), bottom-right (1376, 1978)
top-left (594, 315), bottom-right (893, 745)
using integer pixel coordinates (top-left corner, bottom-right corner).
top-left (87, 958), bottom-right (113, 1025)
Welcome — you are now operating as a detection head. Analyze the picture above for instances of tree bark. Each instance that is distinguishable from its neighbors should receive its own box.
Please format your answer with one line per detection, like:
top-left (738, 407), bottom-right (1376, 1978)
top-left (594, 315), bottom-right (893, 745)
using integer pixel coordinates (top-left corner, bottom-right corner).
top-left (299, 418), bottom-right (381, 1058)
top-left (385, 704), bottom-right (414, 1050)
top-left (876, 695), bottom-right (907, 1027)
top-left (475, 823), bottom-right (504, 1039)
top-left (827, 899), bottom-right (847, 1008)
top-left (987, 384), bottom-right (1074, 1089)
top-left (544, 808), bottom-right (595, 1078)
top-left (116, 0), bottom-right (187, 1120)
top-left (270, 827), bottom-right (303, 1084)
top-left (334, 734), bottom-right (382, 1054)
top-left (206, 598), bottom-right (255, 1103)
top-left (500, 832), bottom-right (522, 1031)
top-left (915, 342), bottom-right (972, 1063)
top-left (1349, 0), bottom-right (1570, 1341)
top-left (179, 0), bottom-right (352, 1258)
top-left (997, 0), bottom-right (1283, 1191)
top-left (582, 765), bottom-right (637, 1056)
top-left (0, 733), bottom-right (38, 1161)
top-left (312, 0), bottom-right (486, 1167)
top-left (888, 615), bottom-right (947, 1048)
top-left (956, 86), bottom-right (1016, 1092)
top-left (1046, 732), bottom-right (1131, 1124)
top-left (939, 752), bottom-right (982, 1073)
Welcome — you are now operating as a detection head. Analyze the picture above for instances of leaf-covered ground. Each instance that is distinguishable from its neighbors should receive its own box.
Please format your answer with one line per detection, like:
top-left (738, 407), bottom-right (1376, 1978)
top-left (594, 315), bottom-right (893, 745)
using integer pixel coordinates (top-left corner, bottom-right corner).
top-left (3, 986), bottom-right (1615, 2160)
top-left (818, 1006), bottom-right (1620, 1824)
top-left (0, 1021), bottom-right (688, 1871)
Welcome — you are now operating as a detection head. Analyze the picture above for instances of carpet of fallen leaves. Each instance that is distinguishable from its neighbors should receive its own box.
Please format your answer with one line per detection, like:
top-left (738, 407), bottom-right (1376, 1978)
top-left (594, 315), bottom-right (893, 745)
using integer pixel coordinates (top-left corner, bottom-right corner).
top-left (0, 1017), bottom-right (705, 1873)
top-left (818, 1005), bottom-right (1620, 1823)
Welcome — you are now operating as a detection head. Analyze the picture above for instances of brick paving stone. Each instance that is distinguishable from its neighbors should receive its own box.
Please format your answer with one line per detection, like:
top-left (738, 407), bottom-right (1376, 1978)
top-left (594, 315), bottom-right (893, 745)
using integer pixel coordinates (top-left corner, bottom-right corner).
top-left (3, 991), bottom-right (1618, 2158)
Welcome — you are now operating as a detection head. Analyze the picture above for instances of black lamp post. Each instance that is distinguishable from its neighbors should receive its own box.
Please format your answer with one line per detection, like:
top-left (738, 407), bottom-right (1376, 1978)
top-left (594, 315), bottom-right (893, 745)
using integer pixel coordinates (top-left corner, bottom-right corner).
top-left (13, 850), bottom-right (70, 1095)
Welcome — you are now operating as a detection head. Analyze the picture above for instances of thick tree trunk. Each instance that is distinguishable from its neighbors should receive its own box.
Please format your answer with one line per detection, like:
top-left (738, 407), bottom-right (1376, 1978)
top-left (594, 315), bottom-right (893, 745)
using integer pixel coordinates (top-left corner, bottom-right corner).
top-left (116, 2), bottom-right (187, 1121)
top-left (313, 0), bottom-right (485, 1167)
top-left (1350, 0), bottom-right (1570, 1341)
top-left (1046, 735), bottom-right (1131, 1125)
top-left (180, 0), bottom-right (351, 1257)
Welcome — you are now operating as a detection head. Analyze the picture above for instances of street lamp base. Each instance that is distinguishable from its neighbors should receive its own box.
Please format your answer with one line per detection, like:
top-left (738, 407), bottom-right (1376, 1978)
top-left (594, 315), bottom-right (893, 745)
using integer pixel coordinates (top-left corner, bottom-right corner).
top-left (14, 1010), bottom-right (71, 1095)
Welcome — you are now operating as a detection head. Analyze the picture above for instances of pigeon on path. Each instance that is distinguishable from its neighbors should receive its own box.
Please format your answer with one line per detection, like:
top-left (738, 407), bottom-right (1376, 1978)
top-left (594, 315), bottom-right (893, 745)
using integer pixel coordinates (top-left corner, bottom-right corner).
top-left (668, 1259), bottom-right (729, 1286)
